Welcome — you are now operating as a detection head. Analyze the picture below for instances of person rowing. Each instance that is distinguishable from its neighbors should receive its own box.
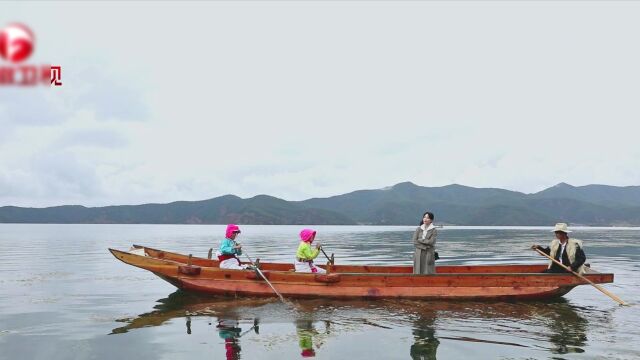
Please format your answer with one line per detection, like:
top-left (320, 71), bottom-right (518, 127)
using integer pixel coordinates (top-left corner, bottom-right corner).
top-left (217, 224), bottom-right (287, 302)
top-left (531, 222), bottom-right (587, 274)
top-left (294, 228), bottom-right (326, 274)
top-left (217, 224), bottom-right (250, 270)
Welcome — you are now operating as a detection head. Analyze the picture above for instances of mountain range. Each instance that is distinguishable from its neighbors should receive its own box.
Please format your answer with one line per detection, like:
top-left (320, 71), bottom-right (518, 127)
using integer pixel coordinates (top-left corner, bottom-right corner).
top-left (1, 182), bottom-right (640, 226)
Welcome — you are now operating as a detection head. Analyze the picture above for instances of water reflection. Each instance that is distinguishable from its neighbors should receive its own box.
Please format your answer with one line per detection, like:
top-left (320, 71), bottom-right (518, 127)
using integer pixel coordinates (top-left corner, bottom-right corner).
top-left (216, 317), bottom-right (260, 360)
top-left (111, 291), bottom-right (270, 335)
top-left (217, 318), bottom-right (242, 360)
top-left (536, 302), bottom-right (589, 354)
top-left (296, 318), bottom-right (317, 357)
top-left (111, 291), bottom-right (591, 359)
top-left (399, 299), bottom-right (589, 359)
top-left (410, 310), bottom-right (439, 360)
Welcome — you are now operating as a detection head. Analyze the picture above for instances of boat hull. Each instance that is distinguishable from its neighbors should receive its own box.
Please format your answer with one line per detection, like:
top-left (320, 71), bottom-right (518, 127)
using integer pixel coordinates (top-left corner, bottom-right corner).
top-left (109, 246), bottom-right (614, 301)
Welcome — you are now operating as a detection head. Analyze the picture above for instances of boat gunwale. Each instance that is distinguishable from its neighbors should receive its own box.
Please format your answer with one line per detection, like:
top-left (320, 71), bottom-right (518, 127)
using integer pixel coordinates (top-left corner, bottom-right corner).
top-left (135, 245), bottom-right (613, 279)
top-left (109, 248), bottom-right (614, 280)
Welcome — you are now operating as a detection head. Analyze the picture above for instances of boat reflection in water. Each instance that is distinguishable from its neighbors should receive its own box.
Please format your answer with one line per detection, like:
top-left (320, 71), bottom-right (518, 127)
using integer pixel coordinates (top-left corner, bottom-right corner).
top-left (110, 291), bottom-right (268, 335)
top-left (111, 291), bottom-right (590, 359)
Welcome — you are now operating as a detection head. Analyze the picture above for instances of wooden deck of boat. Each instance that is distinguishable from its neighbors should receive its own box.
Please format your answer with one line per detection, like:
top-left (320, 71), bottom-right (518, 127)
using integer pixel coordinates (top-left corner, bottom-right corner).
top-left (135, 244), bottom-right (551, 274)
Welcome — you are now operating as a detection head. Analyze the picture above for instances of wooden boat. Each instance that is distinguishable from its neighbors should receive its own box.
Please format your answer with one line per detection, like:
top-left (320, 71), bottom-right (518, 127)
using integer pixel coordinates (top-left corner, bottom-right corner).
top-left (109, 245), bottom-right (614, 301)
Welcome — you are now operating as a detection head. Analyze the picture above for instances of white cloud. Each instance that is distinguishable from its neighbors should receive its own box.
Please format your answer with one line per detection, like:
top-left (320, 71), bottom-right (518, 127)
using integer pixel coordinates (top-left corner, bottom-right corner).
top-left (0, 1), bottom-right (639, 207)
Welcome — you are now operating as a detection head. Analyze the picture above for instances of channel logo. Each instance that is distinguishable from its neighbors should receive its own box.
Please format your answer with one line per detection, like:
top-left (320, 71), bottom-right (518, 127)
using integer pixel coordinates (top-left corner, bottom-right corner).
top-left (0, 23), bottom-right (62, 86)
top-left (0, 23), bottom-right (35, 63)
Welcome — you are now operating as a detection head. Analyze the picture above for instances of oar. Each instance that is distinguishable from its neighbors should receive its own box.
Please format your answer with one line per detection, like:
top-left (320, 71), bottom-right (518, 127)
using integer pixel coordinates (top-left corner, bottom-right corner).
top-left (230, 239), bottom-right (292, 306)
top-left (242, 250), bottom-right (287, 304)
top-left (319, 246), bottom-right (334, 265)
top-left (533, 248), bottom-right (628, 306)
top-left (239, 318), bottom-right (259, 337)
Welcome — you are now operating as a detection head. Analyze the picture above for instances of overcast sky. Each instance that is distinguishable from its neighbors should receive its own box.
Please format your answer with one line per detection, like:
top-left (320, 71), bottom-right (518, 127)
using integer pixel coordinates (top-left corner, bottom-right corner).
top-left (1, 1), bottom-right (639, 207)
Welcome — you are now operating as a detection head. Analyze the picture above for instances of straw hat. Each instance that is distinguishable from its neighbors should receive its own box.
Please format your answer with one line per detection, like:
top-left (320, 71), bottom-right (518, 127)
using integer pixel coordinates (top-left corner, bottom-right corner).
top-left (551, 223), bottom-right (572, 233)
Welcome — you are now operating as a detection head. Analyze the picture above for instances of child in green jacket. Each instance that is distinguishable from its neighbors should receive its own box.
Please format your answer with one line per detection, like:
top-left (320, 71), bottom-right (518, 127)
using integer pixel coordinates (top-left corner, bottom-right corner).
top-left (294, 228), bottom-right (326, 274)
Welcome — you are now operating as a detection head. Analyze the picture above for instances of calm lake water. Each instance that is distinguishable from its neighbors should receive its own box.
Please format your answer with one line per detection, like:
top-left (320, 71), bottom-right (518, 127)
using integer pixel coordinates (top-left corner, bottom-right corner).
top-left (0, 224), bottom-right (638, 359)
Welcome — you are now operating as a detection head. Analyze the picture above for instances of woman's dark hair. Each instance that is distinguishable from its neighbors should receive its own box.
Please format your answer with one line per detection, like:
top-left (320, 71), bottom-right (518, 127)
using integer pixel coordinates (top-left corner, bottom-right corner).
top-left (419, 211), bottom-right (435, 225)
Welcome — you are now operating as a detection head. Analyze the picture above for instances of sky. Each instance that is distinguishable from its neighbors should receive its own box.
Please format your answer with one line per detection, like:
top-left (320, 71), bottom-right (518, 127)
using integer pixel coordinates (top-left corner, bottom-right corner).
top-left (1, 1), bottom-right (639, 208)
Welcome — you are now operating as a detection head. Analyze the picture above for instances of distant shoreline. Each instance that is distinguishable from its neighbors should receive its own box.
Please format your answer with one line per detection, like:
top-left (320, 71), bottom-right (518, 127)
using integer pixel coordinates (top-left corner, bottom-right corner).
top-left (2, 182), bottom-right (640, 226)
top-left (0, 223), bottom-right (639, 230)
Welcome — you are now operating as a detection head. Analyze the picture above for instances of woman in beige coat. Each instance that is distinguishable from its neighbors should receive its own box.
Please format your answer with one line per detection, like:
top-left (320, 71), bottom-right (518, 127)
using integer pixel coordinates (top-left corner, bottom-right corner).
top-left (413, 211), bottom-right (437, 274)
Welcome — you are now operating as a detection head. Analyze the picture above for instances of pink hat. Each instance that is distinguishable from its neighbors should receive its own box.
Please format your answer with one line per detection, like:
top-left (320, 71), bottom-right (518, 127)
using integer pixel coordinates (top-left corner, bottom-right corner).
top-left (299, 229), bottom-right (316, 243)
top-left (225, 224), bottom-right (241, 238)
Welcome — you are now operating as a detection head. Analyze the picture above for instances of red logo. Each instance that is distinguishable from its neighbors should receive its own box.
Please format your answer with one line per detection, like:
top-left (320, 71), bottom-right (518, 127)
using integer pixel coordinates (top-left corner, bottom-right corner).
top-left (0, 23), bottom-right (35, 63)
top-left (0, 22), bottom-right (62, 87)
top-left (51, 65), bottom-right (62, 86)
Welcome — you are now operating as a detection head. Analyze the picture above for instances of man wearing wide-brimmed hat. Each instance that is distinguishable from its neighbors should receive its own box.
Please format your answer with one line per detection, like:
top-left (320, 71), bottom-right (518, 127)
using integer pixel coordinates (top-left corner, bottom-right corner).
top-left (531, 223), bottom-right (587, 274)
